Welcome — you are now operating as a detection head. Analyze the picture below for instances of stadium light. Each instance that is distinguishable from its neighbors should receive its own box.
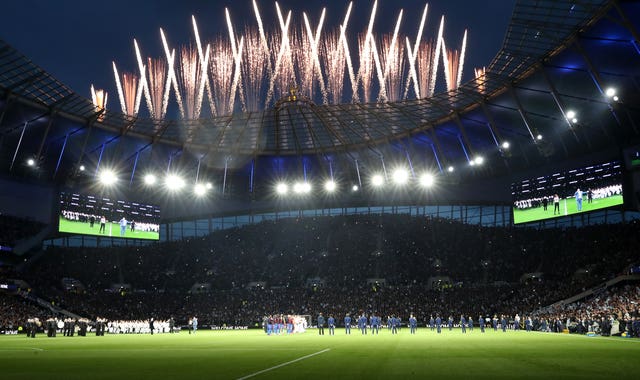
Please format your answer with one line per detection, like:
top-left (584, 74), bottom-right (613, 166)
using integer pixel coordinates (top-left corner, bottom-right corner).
top-left (419, 173), bottom-right (435, 188)
top-left (447, 166), bottom-right (454, 173)
top-left (292, 182), bottom-right (311, 194)
top-left (605, 87), bottom-right (616, 97)
top-left (324, 180), bottom-right (337, 192)
top-left (301, 182), bottom-right (311, 194)
top-left (391, 168), bottom-right (409, 185)
top-left (469, 160), bottom-right (476, 167)
top-left (566, 110), bottom-right (576, 120)
top-left (144, 174), bottom-right (157, 185)
top-left (98, 169), bottom-right (118, 186)
top-left (79, 165), bottom-right (86, 172)
top-left (571, 117), bottom-right (578, 124)
top-left (194, 183), bottom-right (206, 196)
top-left (352, 185), bottom-right (359, 192)
top-left (536, 134), bottom-right (543, 140)
top-left (501, 141), bottom-right (510, 149)
top-left (26, 158), bottom-right (35, 167)
top-left (205, 182), bottom-right (213, 189)
top-left (165, 174), bottom-right (185, 191)
top-left (276, 183), bottom-right (288, 195)
top-left (371, 174), bottom-right (384, 187)
top-left (474, 156), bottom-right (484, 165)
top-left (612, 95), bottom-right (619, 102)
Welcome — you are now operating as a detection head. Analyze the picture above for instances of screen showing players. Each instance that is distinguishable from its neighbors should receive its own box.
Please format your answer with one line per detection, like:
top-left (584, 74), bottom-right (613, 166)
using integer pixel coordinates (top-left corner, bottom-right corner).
top-left (58, 192), bottom-right (160, 240)
top-left (512, 161), bottom-right (623, 224)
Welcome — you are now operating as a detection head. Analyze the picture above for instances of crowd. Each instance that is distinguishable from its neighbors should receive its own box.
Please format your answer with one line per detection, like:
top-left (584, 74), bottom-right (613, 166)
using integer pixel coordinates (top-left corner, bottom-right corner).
top-left (2, 214), bottom-right (639, 336)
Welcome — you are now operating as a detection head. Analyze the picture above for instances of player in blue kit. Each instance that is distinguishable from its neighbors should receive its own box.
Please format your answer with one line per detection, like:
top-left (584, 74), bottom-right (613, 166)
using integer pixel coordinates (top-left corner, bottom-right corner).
top-left (501, 315), bottom-right (507, 332)
top-left (358, 314), bottom-right (367, 335)
top-left (391, 315), bottom-right (398, 334)
top-left (448, 316), bottom-right (453, 331)
top-left (525, 316), bottom-right (532, 332)
top-left (328, 315), bottom-right (335, 335)
top-left (492, 315), bottom-right (498, 331)
top-left (479, 315), bottom-right (485, 333)
top-left (460, 315), bottom-right (467, 333)
top-left (370, 314), bottom-right (379, 335)
top-left (429, 315), bottom-right (435, 331)
top-left (317, 313), bottom-right (325, 335)
top-left (436, 315), bottom-right (442, 333)
top-left (409, 314), bottom-right (417, 334)
top-left (344, 314), bottom-right (351, 334)
top-left (468, 316), bottom-right (473, 332)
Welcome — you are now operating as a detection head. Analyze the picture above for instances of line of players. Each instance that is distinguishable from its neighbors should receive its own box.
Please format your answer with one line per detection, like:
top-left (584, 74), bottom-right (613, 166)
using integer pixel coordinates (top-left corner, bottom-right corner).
top-left (313, 313), bottom-right (534, 335)
top-left (263, 315), bottom-right (308, 335)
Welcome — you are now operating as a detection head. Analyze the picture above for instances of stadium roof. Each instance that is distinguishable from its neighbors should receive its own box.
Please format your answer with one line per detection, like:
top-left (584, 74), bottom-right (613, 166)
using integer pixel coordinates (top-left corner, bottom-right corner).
top-left (0, 0), bottom-right (639, 188)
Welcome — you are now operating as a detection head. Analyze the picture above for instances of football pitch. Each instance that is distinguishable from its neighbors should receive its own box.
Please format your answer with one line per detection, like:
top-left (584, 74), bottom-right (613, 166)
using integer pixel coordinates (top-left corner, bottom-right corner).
top-left (58, 218), bottom-right (159, 240)
top-left (513, 195), bottom-right (623, 224)
top-left (1, 329), bottom-right (638, 380)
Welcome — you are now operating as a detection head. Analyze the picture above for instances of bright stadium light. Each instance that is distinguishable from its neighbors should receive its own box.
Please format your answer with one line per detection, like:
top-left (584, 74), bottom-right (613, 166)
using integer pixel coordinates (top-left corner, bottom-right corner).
top-left (536, 134), bottom-right (543, 140)
top-left (352, 185), bottom-right (359, 192)
top-left (371, 174), bottom-right (384, 187)
top-left (501, 141), bottom-right (510, 149)
top-left (419, 173), bottom-right (435, 188)
top-left (613, 95), bottom-right (619, 102)
top-left (79, 165), bottom-right (86, 172)
top-left (392, 168), bottom-right (409, 185)
top-left (99, 169), bottom-right (118, 186)
top-left (605, 87), bottom-right (616, 97)
top-left (469, 160), bottom-right (476, 167)
top-left (571, 117), bottom-right (578, 124)
top-left (205, 182), bottom-right (213, 189)
top-left (447, 166), bottom-right (454, 173)
top-left (194, 183), bottom-right (206, 196)
top-left (301, 182), bottom-right (311, 194)
top-left (144, 174), bottom-right (157, 185)
top-left (165, 174), bottom-right (185, 191)
top-left (276, 183), bottom-right (288, 195)
top-left (566, 110), bottom-right (576, 119)
top-left (324, 180), bottom-right (337, 192)
top-left (26, 158), bottom-right (35, 167)
top-left (474, 156), bottom-right (484, 165)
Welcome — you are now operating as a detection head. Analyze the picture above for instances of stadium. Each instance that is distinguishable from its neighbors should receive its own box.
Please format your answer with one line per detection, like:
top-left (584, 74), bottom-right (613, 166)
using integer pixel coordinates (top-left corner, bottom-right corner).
top-left (1, 0), bottom-right (640, 379)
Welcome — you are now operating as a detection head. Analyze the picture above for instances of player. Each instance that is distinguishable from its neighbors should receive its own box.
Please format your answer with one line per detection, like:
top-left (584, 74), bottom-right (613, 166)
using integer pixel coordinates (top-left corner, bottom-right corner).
top-left (553, 194), bottom-right (560, 215)
top-left (435, 315), bottom-right (442, 334)
top-left (370, 314), bottom-right (379, 335)
top-left (409, 314), bottom-right (417, 334)
top-left (575, 188), bottom-right (583, 211)
top-left (468, 316), bottom-right (473, 332)
top-left (317, 313), bottom-right (325, 335)
top-left (429, 315), bottom-right (435, 331)
top-left (514, 313), bottom-right (521, 330)
top-left (448, 315), bottom-right (453, 331)
top-left (327, 315), bottom-right (335, 335)
top-left (525, 316), bottom-right (532, 332)
top-left (99, 215), bottom-right (106, 233)
top-left (501, 315), bottom-right (507, 332)
top-left (479, 315), bottom-right (485, 333)
top-left (192, 316), bottom-right (198, 334)
top-left (460, 315), bottom-right (467, 333)
top-left (492, 315), bottom-right (498, 331)
top-left (391, 315), bottom-right (398, 335)
top-left (119, 216), bottom-right (127, 236)
top-left (344, 314), bottom-right (351, 334)
top-left (358, 314), bottom-right (367, 335)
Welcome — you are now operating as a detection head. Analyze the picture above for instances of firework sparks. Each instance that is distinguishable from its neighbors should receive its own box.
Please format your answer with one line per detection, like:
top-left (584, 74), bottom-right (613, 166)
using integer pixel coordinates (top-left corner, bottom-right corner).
top-left (90, 85), bottom-right (107, 121)
top-left (113, 2), bottom-right (470, 118)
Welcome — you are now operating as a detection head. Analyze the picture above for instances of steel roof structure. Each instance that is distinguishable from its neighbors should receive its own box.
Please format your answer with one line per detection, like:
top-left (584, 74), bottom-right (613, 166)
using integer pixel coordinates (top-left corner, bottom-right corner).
top-left (0, 0), bottom-right (639, 199)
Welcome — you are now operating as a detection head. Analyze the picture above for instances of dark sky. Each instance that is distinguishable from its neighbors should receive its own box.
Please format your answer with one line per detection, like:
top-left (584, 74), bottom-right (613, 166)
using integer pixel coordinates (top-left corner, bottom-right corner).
top-left (0, 0), bottom-right (516, 101)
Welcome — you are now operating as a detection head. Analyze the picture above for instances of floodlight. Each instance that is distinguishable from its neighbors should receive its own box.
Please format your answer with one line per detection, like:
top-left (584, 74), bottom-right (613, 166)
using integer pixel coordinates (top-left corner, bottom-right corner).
top-left (26, 158), bottom-right (35, 167)
top-left (566, 110), bottom-right (576, 119)
top-left (613, 95), bottom-right (619, 102)
top-left (536, 134), bottom-right (543, 140)
top-left (194, 183), bottom-right (206, 196)
top-left (165, 174), bottom-right (185, 191)
top-left (474, 156), bottom-right (484, 165)
top-left (501, 141), bottom-right (510, 149)
top-left (79, 165), bottom-right (86, 172)
top-left (571, 117), bottom-right (578, 124)
top-left (98, 169), bottom-right (118, 186)
top-left (352, 185), bottom-right (359, 192)
top-left (276, 183), bottom-right (288, 195)
top-left (419, 173), bottom-right (435, 187)
top-left (144, 174), bottom-right (157, 185)
top-left (392, 168), bottom-right (409, 185)
top-left (469, 160), bottom-right (476, 166)
top-left (605, 88), bottom-right (616, 97)
top-left (324, 180), bottom-right (337, 192)
top-left (205, 182), bottom-right (213, 189)
top-left (301, 182), bottom-right (311, 193)
top-left (371, 174), bottom-right (384, 187)
top-left (447, 166), bottom-right (454, 173)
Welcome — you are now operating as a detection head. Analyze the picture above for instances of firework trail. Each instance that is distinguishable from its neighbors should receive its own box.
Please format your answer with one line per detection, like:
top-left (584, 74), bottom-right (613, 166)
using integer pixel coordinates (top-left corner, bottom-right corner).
top-left (474, 66), bottom-right (486, 94)
top-left (404, 4), bottom-right (428, 99)
top-left (430, 16), bottom-right (445, 96)
top-left (90, 85), bottom-right (107, 121)
top-left (322, 30), bottom-right (346, 104)
top-left (303, 9), bottom-right (328, 104)
top-left (381, 10), bottom-right (405, 102)
top-left (241, 28), bottom-right (271, 112)
top-left (192, 16), bottom-right (215, 117)
top-left (146, 57), bottom-right (168, 120)
top-left (442, 28), bottom-right (467, 92)
top-left (264, 2), bottom-right (293, 107)
top-left (113, 62), bottom-right (141, 116)
top-left (177, 45), bottom-right (207, 119)
top-left (160, 29), bottom-right (185, 118)
top-left (209, 38), bottom-right (235, 116)
top-left (417, 40), bottom-right (435, 98)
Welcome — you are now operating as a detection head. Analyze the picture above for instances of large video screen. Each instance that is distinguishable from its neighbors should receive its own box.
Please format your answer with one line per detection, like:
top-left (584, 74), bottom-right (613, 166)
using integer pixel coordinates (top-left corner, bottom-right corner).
top-left (512, 161), bottom-right (623, 224)
top-left (59, 192), bottom-right (160, 240)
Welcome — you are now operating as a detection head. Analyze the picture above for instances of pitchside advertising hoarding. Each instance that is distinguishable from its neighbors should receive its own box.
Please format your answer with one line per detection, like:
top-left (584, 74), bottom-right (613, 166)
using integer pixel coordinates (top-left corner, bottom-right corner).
top-left (511, 160), bottom-right (624, 224)
top-left (58, 192), bottom-right (160, 240)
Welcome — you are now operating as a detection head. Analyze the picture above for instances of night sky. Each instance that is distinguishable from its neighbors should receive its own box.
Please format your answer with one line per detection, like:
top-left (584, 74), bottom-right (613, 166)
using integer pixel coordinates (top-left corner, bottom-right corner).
top-left (0, 0), bottom-right (516, 105)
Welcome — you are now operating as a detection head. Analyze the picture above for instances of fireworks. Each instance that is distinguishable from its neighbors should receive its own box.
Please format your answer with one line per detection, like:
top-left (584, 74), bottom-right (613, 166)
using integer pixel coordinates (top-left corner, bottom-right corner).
top-left (110, 1), bottom-right (469, 119)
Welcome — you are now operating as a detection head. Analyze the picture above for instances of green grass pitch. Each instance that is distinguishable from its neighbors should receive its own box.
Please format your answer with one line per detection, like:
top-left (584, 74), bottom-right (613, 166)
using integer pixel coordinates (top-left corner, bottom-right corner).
top-left (58, 217), bottom-right (159, 240)
top-left (1, 329), bottom-right (638, 379)
top-left (513, 195), bottom-right (623, 224)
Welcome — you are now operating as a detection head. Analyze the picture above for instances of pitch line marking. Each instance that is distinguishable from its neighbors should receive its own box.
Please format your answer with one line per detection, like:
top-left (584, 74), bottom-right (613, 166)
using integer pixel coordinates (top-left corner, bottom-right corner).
top-left (235, 348), bottom-right (331, 380)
